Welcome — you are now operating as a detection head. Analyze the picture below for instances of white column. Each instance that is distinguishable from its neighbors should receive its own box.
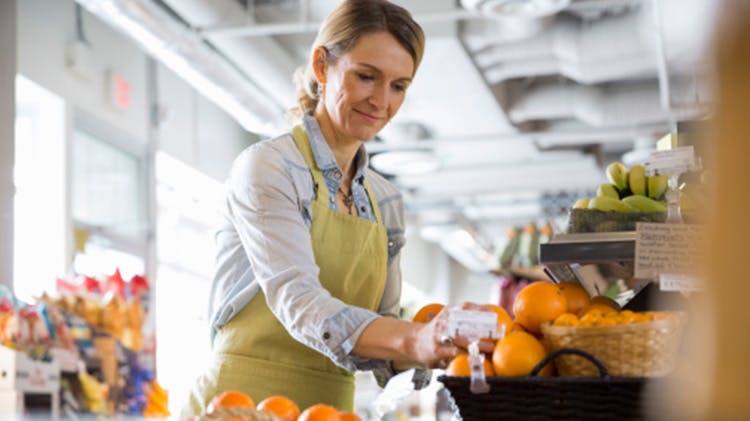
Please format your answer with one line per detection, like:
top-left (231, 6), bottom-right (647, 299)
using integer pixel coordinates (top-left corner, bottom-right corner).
top-left (0, 0), bottom-right (16, 291)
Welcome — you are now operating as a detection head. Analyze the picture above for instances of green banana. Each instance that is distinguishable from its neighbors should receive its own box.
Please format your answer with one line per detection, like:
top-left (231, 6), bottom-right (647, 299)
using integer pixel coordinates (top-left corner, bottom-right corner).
top-left (647, 174), bottom-right (668, 200)
top-left (621, 195), bottom-right (667, 212)
top-left (606, 162), bottom-right (629, 191)
top-left (588, 196), bottom-right (637, 212)
top-left (628, 164), bottom-right (647, 196)
top-left (596, 183), bottom-right (620, 199)
top-left (572, 198), bottom-right (590, 209)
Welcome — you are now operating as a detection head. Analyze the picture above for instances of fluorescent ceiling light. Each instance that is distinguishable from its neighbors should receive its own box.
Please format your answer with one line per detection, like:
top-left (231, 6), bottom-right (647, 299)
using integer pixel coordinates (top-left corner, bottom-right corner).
top-left (75, 0), bottom-right (285, 135)
top-left (370, 150), bottom-right (442, 176)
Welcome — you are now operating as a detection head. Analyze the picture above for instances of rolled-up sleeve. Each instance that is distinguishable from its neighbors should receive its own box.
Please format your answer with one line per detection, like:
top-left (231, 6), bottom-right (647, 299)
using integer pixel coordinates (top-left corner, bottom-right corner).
top-left (227, 142), bottom-right (380, 371)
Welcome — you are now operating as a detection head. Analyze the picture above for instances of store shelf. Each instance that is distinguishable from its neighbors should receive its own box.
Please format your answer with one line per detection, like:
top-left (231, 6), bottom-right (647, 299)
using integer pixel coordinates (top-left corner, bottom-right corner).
top-left (539, 231), bottom-right (637, 265)
top-left (490, 266), bottom-right (550, 281)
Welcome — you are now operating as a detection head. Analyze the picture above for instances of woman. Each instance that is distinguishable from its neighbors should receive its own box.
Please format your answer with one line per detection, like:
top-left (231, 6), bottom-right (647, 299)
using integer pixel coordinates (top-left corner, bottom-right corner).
top-left (183, 0), bottom-right (490, 415)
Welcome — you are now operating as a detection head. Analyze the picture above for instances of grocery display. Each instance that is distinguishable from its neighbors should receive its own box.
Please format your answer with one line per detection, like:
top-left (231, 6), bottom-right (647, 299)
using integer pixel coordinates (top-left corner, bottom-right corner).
top-left (437, 280), bottom-right (689, 420)
top-left (188, 390), bottom-right (364, 421)
top-left (0, 270), bottom-right (167, 418)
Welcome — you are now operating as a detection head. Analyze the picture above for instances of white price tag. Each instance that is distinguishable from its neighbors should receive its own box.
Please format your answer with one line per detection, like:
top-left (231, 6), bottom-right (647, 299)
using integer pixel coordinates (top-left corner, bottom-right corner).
top-left (446, 310), bottom-right (498, 340)
top-left (644, 146), bottom-right (698, 176)
top-left (659, 273), bottom-right (703, 292)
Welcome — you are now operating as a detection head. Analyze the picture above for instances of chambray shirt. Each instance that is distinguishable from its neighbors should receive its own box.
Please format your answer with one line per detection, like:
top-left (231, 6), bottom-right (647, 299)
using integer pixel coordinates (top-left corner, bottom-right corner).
top-left (207, 114), bottom-right (429, 389)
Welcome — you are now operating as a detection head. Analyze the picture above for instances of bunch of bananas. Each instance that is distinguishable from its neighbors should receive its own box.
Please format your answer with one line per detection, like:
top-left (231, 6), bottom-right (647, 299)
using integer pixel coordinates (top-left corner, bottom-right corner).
top-left (573, 162), bottom-right (669, 212)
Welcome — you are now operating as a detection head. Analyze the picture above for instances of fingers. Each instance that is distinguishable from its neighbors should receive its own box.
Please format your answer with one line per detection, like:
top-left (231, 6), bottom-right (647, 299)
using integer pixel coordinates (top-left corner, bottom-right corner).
top-left (452, 336), bottom-right (495, 353)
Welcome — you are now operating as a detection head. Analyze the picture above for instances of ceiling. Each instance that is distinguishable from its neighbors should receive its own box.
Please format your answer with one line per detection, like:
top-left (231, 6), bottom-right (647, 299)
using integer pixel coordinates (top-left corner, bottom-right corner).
top-left (79, 0), bottom-right (713, 268)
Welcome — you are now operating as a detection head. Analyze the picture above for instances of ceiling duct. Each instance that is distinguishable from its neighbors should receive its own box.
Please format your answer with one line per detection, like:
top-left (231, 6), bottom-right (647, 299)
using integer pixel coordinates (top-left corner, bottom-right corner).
top-left (508, 80), bottom-right (672, 127)
top-left (474, 11), bottom-right (658, 85)
top-left (158, 0), bottom-right (299, 109)
top-left (75, 0), bottom-right (286, 134)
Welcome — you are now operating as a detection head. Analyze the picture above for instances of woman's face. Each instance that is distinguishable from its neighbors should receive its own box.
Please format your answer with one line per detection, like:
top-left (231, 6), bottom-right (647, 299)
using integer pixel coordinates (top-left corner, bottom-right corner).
top-left (319, 31), bottom-right (415, 142)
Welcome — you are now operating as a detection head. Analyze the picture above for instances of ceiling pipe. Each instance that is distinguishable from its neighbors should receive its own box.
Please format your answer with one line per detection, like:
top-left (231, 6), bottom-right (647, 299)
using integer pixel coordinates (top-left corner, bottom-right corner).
top-left (199, 9), bottom-right (478, 38)
top-left (365, 121), bottom-right (670, 153)
top-left (159, 0), bottom-right (299, 108)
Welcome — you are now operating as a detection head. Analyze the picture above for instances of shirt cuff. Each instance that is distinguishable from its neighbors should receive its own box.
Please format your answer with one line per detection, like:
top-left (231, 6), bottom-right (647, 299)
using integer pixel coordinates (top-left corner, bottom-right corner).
top-left (319, 306), bottom-right (379, 370)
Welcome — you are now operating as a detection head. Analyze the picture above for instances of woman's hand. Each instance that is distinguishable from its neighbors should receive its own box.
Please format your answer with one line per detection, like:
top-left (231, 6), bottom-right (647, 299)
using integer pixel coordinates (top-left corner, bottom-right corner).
top-left (353, 302), bottom-right (497, 370)
top-left (407, 302), bottom-right (496, 369)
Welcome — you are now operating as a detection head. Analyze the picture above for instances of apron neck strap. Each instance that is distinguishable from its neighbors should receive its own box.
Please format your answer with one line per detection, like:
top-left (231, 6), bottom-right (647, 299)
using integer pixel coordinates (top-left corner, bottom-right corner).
top-left (291, 124), bottom-right (383, 225)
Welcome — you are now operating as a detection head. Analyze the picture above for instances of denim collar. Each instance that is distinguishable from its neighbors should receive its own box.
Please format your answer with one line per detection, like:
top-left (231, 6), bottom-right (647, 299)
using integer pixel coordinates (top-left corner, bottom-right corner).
top-left (302, 113), bottom-right (369, 182)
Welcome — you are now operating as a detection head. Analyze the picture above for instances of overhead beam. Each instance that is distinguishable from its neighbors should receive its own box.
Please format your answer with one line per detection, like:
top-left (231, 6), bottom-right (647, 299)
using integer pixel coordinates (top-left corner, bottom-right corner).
top-left (199, 9), bottom-right (477, 38)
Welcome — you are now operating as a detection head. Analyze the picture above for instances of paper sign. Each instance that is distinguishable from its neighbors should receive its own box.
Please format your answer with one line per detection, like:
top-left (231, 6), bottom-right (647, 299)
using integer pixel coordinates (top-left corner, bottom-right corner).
top-left (634, 222), bottom-right (705, 279)
top-left (446, 310), bottom-right (498, 340)
top-left (659, 273), bottom-right (703, 292)
top-left (644, 146), bottom-right (697, 176)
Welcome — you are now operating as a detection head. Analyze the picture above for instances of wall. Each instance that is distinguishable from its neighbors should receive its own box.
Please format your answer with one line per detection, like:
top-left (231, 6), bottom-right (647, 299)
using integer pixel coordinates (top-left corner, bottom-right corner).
top-left (0, 0), bottom-right (16, 290)
top-left (156, 65), bottom-right (259, 181)
top-left (17, 0), bottom-right (256, 182)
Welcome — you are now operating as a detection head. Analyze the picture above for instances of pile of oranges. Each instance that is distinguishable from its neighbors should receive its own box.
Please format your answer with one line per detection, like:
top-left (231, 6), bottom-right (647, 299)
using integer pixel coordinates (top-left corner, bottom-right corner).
top-left (416, 280), bottom-right (672, 378)
top-left (191, 390), bottom-right (362, 421)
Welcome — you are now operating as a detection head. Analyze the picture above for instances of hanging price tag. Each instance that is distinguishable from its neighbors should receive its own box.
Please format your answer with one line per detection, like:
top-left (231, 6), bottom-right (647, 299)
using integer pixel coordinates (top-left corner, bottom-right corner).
top-left (634, 223), bottom-right (705, 279)
top-left (445, 310), bottom-right (498, 340)
top-left (644, 146), bottom-right (699, 176)
top-left (659, 273), bottom-right (704, 292)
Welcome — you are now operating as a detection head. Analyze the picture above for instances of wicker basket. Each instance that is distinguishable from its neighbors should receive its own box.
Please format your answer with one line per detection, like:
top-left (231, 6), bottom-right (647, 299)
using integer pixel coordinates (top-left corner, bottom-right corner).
top-left (540, 312), bottom-right (686, 377)
top-left (439, 349), bottom-right (665, 421)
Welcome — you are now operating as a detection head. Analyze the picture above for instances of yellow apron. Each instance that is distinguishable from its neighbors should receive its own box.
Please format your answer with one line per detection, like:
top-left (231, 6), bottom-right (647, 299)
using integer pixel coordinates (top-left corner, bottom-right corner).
top-left (182, 125), bottom-right (388, 417)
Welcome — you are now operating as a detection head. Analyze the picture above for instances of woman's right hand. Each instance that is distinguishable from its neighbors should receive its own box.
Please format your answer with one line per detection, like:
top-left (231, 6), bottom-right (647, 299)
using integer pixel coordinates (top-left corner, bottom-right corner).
top-left (400, 302), bottom-right (497, 369)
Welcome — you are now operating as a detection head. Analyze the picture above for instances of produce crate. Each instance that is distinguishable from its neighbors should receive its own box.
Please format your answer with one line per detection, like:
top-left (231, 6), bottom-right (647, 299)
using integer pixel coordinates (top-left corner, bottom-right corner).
top-left (541, 312), bottom-right (686, 377)
top-left (566, 209), bottom-right (666, 233)
top-left (439, 349), bottom-right (665, 421)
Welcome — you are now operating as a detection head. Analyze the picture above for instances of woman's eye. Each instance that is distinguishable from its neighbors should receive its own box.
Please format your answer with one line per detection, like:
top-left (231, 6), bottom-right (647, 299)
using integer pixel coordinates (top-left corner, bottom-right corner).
top-left (392, 84), bottom-right (406, 92)
top-left (357, 73), bottom-right (374, 82)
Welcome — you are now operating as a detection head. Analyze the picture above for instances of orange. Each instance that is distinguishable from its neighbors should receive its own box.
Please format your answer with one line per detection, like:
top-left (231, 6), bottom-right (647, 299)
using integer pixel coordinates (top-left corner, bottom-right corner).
top-left (579, 302), bottom-right (618, 317)
top-left (257, 396), bottom-right (300, 421)
top-left (492, 331), bottom-right (553, 377)
top-left (412, 303), bottom-right (444, 323)
top-left (445, 353), bottom-right (495, 377)
top-left (557, 282), bottom-right (591, 315)
top-left (208, 390), bottom-right (255, 413)
top-left (299, 404), bottom-right (340, 421)
top-left (552, 313), bottom-right (579, 327)
top-left (482, 304), bottom-right (513, 338)
top-left (339, 412), bottom-right (362, 421)
top-left (579, 311), bottom-right (604, 326)
top-left (590, 296), bottom-right (621, 310)
top-left (512, 282), bottom-right (567, 334)
top-left (508, 321), bottom-right (526, 333)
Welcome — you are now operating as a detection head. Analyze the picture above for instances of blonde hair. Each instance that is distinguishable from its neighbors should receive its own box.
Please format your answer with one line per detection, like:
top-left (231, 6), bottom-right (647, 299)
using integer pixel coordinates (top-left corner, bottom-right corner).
top-left (289, 0), bottom-right (425, 120)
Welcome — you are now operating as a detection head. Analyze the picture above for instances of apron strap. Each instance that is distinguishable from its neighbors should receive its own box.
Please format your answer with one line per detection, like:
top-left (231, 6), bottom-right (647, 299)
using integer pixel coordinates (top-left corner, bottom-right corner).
top-left (292, 124), bottom-right (383, 225)
top-left (292, 125), bottom-right (329, 200)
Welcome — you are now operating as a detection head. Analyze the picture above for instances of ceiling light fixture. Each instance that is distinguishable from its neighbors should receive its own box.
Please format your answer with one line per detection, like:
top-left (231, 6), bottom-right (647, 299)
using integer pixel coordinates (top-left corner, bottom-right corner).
top-left (370, 150), bottom-right (442, 176)
top-left (461, 0), bottom-right (571, 19)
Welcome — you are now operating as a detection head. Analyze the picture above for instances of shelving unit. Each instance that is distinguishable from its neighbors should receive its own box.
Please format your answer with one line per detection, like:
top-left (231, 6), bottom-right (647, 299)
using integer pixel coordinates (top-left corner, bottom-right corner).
top-left (539, 231), bottom-right (649, 308)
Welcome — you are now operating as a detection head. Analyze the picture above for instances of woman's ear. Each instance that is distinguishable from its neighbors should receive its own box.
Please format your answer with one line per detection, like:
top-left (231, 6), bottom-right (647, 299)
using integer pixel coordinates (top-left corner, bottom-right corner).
top-left (311, 46), bottom-right (328, 85)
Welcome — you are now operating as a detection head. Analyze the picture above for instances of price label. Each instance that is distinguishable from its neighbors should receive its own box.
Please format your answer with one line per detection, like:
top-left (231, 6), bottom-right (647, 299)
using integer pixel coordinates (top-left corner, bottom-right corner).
top-left (634, 223), bottom-right (705, 279)
top-left (446, 310), bottom-right (498, 340)
top-left (644, 146), bottom-right (698, 176)
top-left (659, 273), bottom-right (703, 292)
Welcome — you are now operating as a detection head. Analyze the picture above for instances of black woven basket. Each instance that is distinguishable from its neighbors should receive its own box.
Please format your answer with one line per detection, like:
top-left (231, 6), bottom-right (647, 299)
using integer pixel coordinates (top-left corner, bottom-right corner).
top-left (438, 349), bottom-right (664, 421)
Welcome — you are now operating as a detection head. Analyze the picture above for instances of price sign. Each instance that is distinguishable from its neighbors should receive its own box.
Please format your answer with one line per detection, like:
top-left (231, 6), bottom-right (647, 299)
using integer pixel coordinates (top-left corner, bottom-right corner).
top-left (446, 310), bottom-right (498, 340)
top-left (644, 146), bottom-right (698, 176)
top-left (634, 222), bottom-right (705, 280)
top-left (659, 273), bottom-right (703, 292)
